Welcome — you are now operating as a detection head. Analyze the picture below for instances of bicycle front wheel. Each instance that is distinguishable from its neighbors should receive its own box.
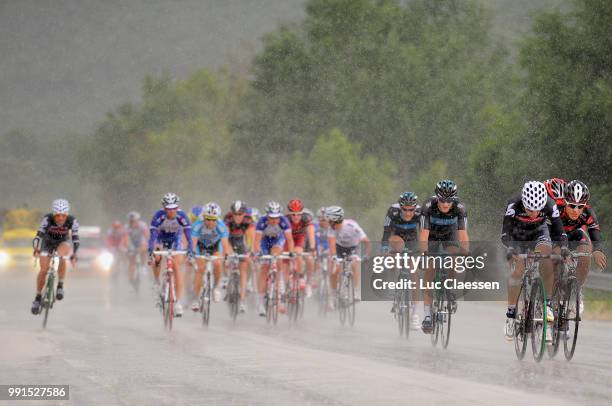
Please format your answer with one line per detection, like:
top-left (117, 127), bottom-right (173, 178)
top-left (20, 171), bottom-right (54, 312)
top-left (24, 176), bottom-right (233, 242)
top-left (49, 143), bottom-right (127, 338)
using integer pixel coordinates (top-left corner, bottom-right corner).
top-left (530, 278), bottom-right (546, 362)
top-left (201, 274), bottom-right (211, 326)
top-left (564, 277), bottom-right (580, 361)
top-left (228, 273), bottom-right (239, 322)
top-left (441, 291), bottom-right (452, 349)
top-left (547, 281), bottom-right (562, 358)
top-left (347, 275), bottom-right (355, 327)
top-left (514, 280), bottom-right (528, 360)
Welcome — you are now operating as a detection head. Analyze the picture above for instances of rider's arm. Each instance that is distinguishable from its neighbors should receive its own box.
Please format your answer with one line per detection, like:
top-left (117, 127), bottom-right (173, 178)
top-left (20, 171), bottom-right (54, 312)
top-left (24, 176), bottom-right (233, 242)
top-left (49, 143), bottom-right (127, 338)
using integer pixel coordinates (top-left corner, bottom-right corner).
top-left (307, 223), bottom-right (316, 252)
top-left (546, 201), bottom-right (568, 248)
top-left (70, 218), bottom-right (80, 254)
top-left (501, 200), bottom-right (517, 249)
top-left (245, 224), bottom-right (255, 252)
top-left (179, 212), bottom-right (193, 253)
top-left (382, 210), bottom-right (392, 252)
top-left (361, 236), bottom-right (371, 257)
top-left (456, 202), bottom-right (469, 253)
top-left (285, 230), bottom-right (295, 252)
top-left (328, 234), bottom-right (337, 256)
top-left (222, 237), bottom-right (233, 256)
top-left (585, 207), bottom-right (604, 253)
top-left (253, 232), bottom-right (262, 253)
top-left (419, 202), bottom-right (431, 253)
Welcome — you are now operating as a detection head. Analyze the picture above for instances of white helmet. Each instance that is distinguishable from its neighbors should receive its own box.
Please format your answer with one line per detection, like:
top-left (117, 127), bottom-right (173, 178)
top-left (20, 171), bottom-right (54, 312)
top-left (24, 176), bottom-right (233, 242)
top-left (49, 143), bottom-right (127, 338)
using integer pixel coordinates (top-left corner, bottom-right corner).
top-left (324, 206), bottom-right (344, 222)
top-left (521, 181), bottom-right (548, 211)
top-left (127, 211), bottom-right (141, 221)
top-left (161, 192), bottom-right (180, 209)
top-left (265, 201), bottom-right (283, 218)
top-left (203, 202), bottom-right (222, 219)
top-left (52, 199), bottom-right (70, 215)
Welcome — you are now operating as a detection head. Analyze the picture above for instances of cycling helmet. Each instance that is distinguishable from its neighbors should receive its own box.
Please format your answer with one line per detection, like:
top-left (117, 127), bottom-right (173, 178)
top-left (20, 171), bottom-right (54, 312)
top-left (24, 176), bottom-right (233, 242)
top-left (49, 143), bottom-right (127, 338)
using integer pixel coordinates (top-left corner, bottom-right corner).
top-left (544, 178), bottom-right (566, 203)
top-left (324, 206), bottom-right (344, 223)
top-left (127, 211), bottom-right (141, 221)
top-left (161, 192), bottom-right (180, 209)
top-left (521, 181), bottom-right (548, 211)
top-left (112, 221), bottom-right (124, 230)
top-left (203, 202), bottom-right (222, 219)
top-left (52, 199), bottom-right (70, 215)
top-left (266, 201), bottom-right (283, 218)
top-left (287, 199), bottom-right (304, 213)
top-left (565, 180), bottom-right (590, 205)
top-left (435, 180), bottom-right (457, 200)
top-left (398, 191), bottom-right (418, 206)
top-left (231, 200), bottom-right (247, 214)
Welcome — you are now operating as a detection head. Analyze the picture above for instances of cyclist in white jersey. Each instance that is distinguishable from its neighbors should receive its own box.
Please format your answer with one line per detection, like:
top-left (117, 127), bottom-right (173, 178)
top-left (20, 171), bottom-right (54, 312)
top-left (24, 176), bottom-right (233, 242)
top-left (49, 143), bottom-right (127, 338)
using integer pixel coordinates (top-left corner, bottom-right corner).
top-left (325, 206), bottom-right (371, 303)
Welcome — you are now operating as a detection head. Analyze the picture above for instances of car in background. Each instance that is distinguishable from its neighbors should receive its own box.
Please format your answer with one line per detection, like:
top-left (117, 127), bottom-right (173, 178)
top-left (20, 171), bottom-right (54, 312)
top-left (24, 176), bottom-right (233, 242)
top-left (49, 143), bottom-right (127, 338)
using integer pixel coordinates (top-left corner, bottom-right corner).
top-left (75, 226), bottom-right (114, 273)
top-left (0, 228), bottom-right (36, 270)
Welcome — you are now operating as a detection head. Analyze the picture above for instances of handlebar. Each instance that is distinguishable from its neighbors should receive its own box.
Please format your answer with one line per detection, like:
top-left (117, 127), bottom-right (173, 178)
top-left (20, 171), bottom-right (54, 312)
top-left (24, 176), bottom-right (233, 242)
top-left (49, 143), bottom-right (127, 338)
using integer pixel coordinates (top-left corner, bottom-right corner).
top-left (333, 254), bottom-right (362, 263)
top-left (153, 250), bottom-right (187, 256)
top-left (516, 253), bottom-right (562, 260)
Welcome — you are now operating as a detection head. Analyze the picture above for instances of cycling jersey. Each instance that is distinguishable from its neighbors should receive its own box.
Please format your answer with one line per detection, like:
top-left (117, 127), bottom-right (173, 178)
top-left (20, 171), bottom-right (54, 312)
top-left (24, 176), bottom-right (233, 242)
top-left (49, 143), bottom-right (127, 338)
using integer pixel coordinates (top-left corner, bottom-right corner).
top-left (382, 203), bottom-right (421, 247)
top-left (288, 212), bottom-right (313, 248)
top-left (420, 197), bottom-right (467, 241)
top-left (126, 221), bottom-right (147, 250)
top-left (106, 228), bottom-right (127, 249)
top-left (223, 212), bottom-right (254, 252)
top-left (148, 209), bottom-right (192, 252)
top-left (192, 219), bottom-right (229, 254)
top-left (501, 194), bottom-right (567, 248)
top-left (331, 219), bottom-right (367, 248)
top-left (36, 213), bottom-right (80, 253)
top-left (560, 205), bottom-right (603, 251)
top-left (256, 215), bottom-right (291, 254)
top-left (314, 222), bottom-right (331, 252)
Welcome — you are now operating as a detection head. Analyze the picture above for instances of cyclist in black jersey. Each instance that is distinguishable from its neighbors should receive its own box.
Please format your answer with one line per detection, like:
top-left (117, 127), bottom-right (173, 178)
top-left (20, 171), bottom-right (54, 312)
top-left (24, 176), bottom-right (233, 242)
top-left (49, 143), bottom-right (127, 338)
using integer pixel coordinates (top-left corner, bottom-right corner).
top-left (501, 181), bottom-right (568, 340)
top-left (31, 199), bottom-right (79, 314)
top-left (382, 191), bottom-right (421, 254)
top-left (419, 180), bottom-right (469, 334)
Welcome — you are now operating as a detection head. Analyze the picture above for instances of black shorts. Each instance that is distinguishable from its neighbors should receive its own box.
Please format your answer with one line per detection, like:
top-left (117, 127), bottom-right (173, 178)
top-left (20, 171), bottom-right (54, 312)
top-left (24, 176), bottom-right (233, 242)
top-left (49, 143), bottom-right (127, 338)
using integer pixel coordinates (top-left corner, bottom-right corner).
top-left (230, 239), bottom-right (247, 256)
top-left (41, 239), bottom-right (68, 253)
top-left (511, 224), bottom-right (552, 253)
top-left (427, 240), bottom-right (461, 254)
top-left (566, 228), bottom-right (590, 250)
top-left (336, 244), bottom-right (359, 258)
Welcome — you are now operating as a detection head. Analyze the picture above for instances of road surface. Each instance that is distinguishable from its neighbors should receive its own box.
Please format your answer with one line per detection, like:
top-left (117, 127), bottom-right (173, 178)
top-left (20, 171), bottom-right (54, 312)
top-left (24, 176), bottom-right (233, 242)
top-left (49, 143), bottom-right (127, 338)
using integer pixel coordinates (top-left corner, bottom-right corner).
top-left (1, 266), bottom-right (611, 405)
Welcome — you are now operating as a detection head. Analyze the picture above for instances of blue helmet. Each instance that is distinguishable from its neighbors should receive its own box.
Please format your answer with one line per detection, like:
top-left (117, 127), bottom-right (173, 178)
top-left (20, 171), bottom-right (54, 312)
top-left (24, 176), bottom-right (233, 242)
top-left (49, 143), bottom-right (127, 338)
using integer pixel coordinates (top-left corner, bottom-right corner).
top-left (398, 191), bottom-right (418, 206)
top-left (435, 180), bottom-right (457, 200)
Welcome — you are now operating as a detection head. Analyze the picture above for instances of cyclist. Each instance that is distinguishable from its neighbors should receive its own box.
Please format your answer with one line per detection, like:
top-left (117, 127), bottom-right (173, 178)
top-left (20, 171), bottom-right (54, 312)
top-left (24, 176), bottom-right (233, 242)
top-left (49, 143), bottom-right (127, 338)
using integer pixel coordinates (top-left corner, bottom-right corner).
top-left (561, 180), bottom-right (607, 314)
top-left (148, 192), bottom-right (193, 317)
top-left (383, 191), bottom-right (421, 329)
top-left (31, 199), bottom-right (79, 314)
top-left (126, 211), bottom-right (148, 288)
top-left (191, 202), bottom-right (233, 310)
top-left (501, 181), bottom-right (568, 340)
top-left (285, 199), bottom-right (316, 297)
top-left (253, 201), bottom-right (295, 316)
top-left (326, 206), bottom-right (371, 305)
top-left (419, 180), bottom-right (469, 334)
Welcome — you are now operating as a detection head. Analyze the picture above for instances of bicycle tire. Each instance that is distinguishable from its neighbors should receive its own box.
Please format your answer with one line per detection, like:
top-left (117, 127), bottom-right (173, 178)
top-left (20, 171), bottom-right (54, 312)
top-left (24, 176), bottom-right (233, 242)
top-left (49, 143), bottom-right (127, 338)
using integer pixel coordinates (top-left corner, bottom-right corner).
top-left (564, 277), bottom-right (580, 360)
top-left (441, 291), bottom-right (452, 349)
top-left (42, 273), bottom-right (54, 329)
top-left (395, 294), bottom-right (404, 337)
top-left (318, 273), bottom-right (328, 317)
top-left (530, 278), bottom-right (546, 362)
top-left (228, 273), bottom-right (239, 321)
top-left (547, 280), bottom-right (562, 358)
top-left (403, 286), bottom-right (411, 339)
top-left (347, 274), bottom-right (355, 327)
top-left (338, 273), bottom-right (347, 326)
top-left (431, 290), bottom-right (441, 346)
top-left (202, 273), bottom-right (211, 326)
top-left (514, 279), bottom-right (529, 360)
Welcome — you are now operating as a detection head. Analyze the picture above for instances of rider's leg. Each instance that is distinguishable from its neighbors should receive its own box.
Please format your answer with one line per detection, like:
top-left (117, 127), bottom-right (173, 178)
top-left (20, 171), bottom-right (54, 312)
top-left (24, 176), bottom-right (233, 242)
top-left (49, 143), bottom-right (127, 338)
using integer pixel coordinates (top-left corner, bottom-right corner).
top-left (239, 258), bottom-right (249, 301)
top-left (56, 242), bottom-right (72, 283)
top-left (37, 255), bottom-right (51, 293)
top-left (193, 258), bottom-right (205, 297)
top-left (536, 243), bottom-right (553, 298)
top-left (128, 255), bottom-right (136, 282)
top-left (173, 255), bottom-right (184, 301)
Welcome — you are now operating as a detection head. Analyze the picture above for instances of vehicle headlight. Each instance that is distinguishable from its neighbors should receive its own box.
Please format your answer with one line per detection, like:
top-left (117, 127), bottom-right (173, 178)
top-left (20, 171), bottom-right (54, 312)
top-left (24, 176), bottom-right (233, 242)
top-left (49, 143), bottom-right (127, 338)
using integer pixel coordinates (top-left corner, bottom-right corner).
top-left (0, 251), bottom-right (10, 267)
top-left (96, 251), bottom-right (114, 271)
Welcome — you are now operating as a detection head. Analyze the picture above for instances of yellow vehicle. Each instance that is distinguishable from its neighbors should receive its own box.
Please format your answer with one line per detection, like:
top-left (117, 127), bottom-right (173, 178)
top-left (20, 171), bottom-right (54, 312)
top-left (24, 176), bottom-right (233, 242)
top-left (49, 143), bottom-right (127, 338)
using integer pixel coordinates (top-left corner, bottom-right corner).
top-left (0, 207), bottom-right (40, 270)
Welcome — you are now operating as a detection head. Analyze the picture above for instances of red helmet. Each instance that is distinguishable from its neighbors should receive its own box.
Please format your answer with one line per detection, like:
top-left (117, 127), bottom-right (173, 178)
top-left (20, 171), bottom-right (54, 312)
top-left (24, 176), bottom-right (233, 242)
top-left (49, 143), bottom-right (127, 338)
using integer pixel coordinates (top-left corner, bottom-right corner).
top-left (287, 199), bottom-right (304, 213)
top-left (544, 178), bottom-right (566, 205)
top-left (112, 221), bottom-right (123, 230)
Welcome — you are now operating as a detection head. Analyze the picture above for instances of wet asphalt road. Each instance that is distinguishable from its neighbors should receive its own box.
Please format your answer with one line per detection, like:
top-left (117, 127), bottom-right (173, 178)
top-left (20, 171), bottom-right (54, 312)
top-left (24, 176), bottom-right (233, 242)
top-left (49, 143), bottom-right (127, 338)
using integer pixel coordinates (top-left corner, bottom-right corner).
top-left (1, 266), bottom-right (611, 405)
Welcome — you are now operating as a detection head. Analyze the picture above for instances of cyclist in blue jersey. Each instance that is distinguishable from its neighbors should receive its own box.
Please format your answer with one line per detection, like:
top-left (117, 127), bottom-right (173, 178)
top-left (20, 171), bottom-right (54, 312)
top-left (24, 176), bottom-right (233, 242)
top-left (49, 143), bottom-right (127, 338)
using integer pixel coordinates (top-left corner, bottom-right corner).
top-left (191, 202), bottom-right (233, 310)
top-left (253, 201), bottom-right (295, 316)
top-left (148, 192), bottom-right (193, 317)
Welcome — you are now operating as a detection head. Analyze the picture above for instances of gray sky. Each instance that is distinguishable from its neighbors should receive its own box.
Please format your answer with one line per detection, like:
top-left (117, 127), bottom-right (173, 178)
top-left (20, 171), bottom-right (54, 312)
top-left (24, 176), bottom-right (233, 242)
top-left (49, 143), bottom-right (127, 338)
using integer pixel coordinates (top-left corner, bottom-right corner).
top-left (0, 0), bottom-right (304, 136)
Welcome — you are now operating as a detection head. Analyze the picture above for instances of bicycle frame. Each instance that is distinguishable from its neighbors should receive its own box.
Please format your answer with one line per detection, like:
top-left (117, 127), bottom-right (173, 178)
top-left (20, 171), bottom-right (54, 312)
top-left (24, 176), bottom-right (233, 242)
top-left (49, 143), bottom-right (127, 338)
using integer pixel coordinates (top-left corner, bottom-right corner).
top-left (194, 254), bottom-right (222, 326)
top-left (154, 249), bottom-right (186, 330)
top-left (39, 251), bottom-right (69, 329)
top-left (334, 254), bottom-right (359, 326)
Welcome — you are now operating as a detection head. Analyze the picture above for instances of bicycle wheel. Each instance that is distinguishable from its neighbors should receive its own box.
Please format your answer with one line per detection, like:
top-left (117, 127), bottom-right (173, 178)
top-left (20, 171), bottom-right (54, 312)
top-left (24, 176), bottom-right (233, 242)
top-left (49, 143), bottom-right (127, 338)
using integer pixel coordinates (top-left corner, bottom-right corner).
top-left (514, 279), bottom-right (529, 360)
top-left (318, 273), bottom-right (328, 317)
top-left (547, 281), bottom-right (562, 358)
top-left (395, 293), bottom-right (404, 337)
top-left (431, 293), bottom-right (440, 347)
top-left (42, 281), bottom-right (53, 329)
top-left (287, 276), bottom-right (298, 322)
top-left (201, 273), bottom-right (211, 326)
top-left (163, 280), bottom-right (173, 330)
top-left (228, 273), bottom-right (239, 321)
top-left (441, 290), bottom-right (452, 349)
top-left (530, 278), bottom-right (546, 362)
top-left (564, 277), bottom-right (580, 361)
top-left (347, 274), bottom-right (356, 326)
top-left (338, 274), bottom-right (347, 326)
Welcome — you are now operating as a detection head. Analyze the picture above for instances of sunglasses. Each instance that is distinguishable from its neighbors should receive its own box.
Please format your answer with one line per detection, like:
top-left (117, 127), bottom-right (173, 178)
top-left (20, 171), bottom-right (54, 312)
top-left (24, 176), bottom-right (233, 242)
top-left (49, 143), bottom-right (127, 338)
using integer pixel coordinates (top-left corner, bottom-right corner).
top-left (567, 203), bottom-right (585, 210)
top-left (438, 198), bottom-right (453, 204)
top-left (204, 216), bottom-right (217, 221)
top-left (289, 213), bottom-right (302, 217)
top-left (401, 207), bottom-right (416, 212)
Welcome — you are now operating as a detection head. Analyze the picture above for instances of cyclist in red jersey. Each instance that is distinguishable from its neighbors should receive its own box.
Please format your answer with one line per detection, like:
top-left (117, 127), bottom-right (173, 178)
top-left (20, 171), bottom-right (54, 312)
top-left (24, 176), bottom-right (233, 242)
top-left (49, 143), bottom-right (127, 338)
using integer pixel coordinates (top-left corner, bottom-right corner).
top-left (284, 199), bottom-right (316, 297)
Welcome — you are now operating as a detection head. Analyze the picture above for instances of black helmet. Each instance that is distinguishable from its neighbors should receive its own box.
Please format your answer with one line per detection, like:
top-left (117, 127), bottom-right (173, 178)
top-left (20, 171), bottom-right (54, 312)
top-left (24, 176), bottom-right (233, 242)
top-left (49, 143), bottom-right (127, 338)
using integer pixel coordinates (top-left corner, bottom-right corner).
top-left (435, 179), bottom-right (457, 200)
top-left (230, 200), bottom-right (247, 214)
top-left (398, 191), bottom-right (418, 206)
top-left (565, 180), bottom-right (590, 205)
